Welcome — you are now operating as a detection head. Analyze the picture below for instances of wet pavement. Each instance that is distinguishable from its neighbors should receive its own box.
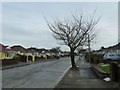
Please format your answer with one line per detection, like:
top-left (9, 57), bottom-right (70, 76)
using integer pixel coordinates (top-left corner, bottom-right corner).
top-left (2, 57), bottom-right (79, 88)
top-left (56, 57), bottom-right (120, 88)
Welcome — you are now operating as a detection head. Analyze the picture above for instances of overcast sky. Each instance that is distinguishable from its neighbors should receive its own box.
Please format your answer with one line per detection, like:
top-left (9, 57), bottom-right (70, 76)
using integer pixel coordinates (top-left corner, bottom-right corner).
top-left (2, 2), bottom-right (118, 51)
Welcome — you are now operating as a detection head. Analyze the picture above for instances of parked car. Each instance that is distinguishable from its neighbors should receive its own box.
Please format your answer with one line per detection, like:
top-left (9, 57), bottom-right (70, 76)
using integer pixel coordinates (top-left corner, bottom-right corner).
top-left (103, 53), bottom-right (120, 60)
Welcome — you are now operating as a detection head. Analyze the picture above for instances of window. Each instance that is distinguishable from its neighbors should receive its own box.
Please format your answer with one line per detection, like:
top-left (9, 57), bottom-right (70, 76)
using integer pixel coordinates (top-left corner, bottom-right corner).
top-left (5, 52), bottom-right (12, 57)
top-left (116, 54), bottom-right (120, 56)
top-left (0, 52), bottom-right (2, 58)
top-left (109, 54), bottom-right (115, 56)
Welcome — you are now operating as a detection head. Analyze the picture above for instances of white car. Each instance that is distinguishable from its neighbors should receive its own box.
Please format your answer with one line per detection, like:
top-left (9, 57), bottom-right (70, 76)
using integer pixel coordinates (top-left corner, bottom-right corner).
top-left (103, 53), bottom-right (120, 60)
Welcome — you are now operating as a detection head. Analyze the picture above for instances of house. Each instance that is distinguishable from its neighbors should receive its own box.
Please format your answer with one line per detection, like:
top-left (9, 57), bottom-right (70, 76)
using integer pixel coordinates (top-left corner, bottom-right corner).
top-left (26, 47), bottom-right (41, 61)
top-left (105, 43), bottom-right (120, 54)
top-left (10, 45), bottom-right (46, 62)
top-left (41, 50), bottom-right (52, 59)
top-left (42, 50), bottom-right (54, 56)
top-left (0, 43), bottom-right (8, 50)
top-left (96, 42), bottom-right (120, 55)
top-left (26, 47), bottom-right (44, 56)
top-left (0, 44), bottom-right (18, 60)
top-left (37, 48), bottom-right (43, 57)
top-left (60, 51), bottom-right (70, 56)
top-left (26, 47), bottom-right (39, 56)
top-left (11, 45), bottom-right (26, 55)
top-left (113, 43), bottom-right (120, 54)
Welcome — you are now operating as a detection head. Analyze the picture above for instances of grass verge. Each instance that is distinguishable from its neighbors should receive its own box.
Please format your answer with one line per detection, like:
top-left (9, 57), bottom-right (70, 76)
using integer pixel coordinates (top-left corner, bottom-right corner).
top-left (98, 65), bottom-right (110, 73)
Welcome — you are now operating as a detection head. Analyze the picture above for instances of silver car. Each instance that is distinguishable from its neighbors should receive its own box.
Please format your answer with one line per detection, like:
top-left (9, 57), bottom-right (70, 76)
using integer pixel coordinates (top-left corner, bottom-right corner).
top-left (103, 53), bottom-right (120, 60)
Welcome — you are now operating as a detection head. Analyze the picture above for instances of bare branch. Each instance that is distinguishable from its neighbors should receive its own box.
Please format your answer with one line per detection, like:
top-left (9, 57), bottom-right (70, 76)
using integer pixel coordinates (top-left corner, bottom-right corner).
top-left (46, 11), bottom-right (100, 50)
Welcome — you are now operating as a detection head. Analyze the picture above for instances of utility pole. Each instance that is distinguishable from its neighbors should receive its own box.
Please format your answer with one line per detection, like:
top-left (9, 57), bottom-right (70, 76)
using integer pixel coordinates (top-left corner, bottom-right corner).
top-left (88, 34), bottom-right (91, 64)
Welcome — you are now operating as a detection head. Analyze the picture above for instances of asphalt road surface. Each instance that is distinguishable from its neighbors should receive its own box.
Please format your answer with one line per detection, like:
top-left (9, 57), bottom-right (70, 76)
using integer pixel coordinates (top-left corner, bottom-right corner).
top-left (2, 57), bottom-right (79, 88)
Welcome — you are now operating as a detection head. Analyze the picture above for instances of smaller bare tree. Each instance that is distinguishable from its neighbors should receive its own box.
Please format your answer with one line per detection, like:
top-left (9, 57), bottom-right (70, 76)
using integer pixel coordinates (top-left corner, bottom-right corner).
top-left (46, 12), bottom-right (100, 69)
top-left (50, 47), bottom-right (61, 53)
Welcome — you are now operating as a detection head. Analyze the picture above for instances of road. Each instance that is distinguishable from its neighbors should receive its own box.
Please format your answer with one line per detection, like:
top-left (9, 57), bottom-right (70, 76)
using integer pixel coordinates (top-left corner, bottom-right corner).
top-left (2, 57), bottom-right (79, 88)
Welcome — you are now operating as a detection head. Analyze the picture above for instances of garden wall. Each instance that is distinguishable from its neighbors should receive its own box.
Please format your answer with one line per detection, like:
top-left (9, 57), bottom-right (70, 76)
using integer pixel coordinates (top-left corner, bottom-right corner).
top-left (2, 59), bottom-right (18, 66)
top-left (91, 64), bottom-right (110, 79)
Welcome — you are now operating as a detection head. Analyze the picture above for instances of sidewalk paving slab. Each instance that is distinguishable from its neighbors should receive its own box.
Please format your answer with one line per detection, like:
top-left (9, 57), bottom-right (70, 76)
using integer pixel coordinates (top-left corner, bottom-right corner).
top-left (55, 57), bottom-right (120, 89)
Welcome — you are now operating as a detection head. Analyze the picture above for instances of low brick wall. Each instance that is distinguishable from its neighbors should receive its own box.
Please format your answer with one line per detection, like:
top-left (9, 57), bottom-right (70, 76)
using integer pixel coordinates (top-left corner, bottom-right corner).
top-left (91, 64), bottom-right (110, 79)
top-left (99, 59), bottom-right (120, 64)
top-left (118, 67), bottom-right (120, 81)
top-left (35, 56), bottom-right (43, 61)
top-left (2, 59), bottom-right (18, 66)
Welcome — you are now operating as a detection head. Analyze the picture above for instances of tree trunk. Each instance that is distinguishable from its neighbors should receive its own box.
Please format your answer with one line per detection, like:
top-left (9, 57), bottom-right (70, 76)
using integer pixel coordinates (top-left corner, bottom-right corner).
top-left (70, 48), bottom-right (77, 68)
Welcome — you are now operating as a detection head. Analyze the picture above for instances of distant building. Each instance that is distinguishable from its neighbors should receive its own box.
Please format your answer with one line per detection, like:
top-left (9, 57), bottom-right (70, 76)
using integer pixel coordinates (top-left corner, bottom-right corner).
top-left (60, 51), bottom-right (70, 56)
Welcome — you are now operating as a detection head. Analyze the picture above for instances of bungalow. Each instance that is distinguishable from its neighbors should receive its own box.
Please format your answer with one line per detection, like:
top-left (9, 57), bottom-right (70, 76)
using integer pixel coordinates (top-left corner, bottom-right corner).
top-left (11, 45), bottom-right (26, 55)
top-left (26, 47), bottom-right (40, 61)
top-left (114, 43), bottom-right (120, 54)
top-left (96, 42), bottom-right (120, 55)
top-left (26, 47), bottom-right (39, 56)
top-left (106, 43), bottom-right (120, 54)
top-left (0, 44), bottom-right (18, 60)
top-left (41, 50), bottom-right (52, 59)
top-left (61, 51), bottom-right (70, 56)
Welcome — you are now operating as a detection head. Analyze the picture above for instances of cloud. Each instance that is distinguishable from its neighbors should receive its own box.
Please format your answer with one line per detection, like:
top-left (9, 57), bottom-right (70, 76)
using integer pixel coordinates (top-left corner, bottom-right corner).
top-left (2, 2), bottom-right (118, 50)
top-left (91, 20), bottom-right (118, 50)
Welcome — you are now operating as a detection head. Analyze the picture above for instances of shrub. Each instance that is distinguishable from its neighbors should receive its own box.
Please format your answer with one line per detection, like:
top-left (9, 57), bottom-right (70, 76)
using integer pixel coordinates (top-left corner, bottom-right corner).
top-left (84, 52), bottom-right (90, 62)
top-left (85, 52), bottom-right (103, 64)
top-left (13, 54), bottom-right (21, 60)
top-left (90, 53), bottom-right (103, 64)
top-left (13, 54), bottom-right (27, 62)
top-left (35, 56), bottom-right (42, 61)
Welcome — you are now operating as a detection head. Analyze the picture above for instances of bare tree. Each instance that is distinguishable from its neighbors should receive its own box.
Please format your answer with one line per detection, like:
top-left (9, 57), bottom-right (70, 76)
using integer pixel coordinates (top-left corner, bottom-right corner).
top-left (50, 47), bottom-right (61, 53)
top-left (46, 12), bottom-right (100, 69)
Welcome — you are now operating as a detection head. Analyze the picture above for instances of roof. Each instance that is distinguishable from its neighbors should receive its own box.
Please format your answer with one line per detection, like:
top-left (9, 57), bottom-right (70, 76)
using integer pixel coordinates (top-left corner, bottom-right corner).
top-left (96, 42), bottom-right (120, 52)
top-left (26, 47), bottom-right (37, 52)
top-left (42, 50), bottom-right (53, 53)
top-left (0, 44), bottom-right (9, 52)
top-left (0, 48), bottom-right (18, 52)
top-left (0, 43), bottom-right (8, 47)
top-left (11, 45), bottom-right (26, 52)
top-left (0, 44), bottom-right (8, 49)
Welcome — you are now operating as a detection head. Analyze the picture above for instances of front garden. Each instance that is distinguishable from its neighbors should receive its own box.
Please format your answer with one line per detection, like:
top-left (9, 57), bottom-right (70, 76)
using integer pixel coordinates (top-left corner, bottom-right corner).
top-left (97, 64), bottom-right (110, 73)
top-left (85, 52), bottom-right (120, 81)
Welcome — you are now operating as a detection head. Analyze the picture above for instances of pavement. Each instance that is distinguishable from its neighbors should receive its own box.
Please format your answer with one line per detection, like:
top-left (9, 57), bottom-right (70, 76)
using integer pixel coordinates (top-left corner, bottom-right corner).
top-left (56, 57), bottom-right (120, 88)
top-left (2, 56), bottom-right (79, 88)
